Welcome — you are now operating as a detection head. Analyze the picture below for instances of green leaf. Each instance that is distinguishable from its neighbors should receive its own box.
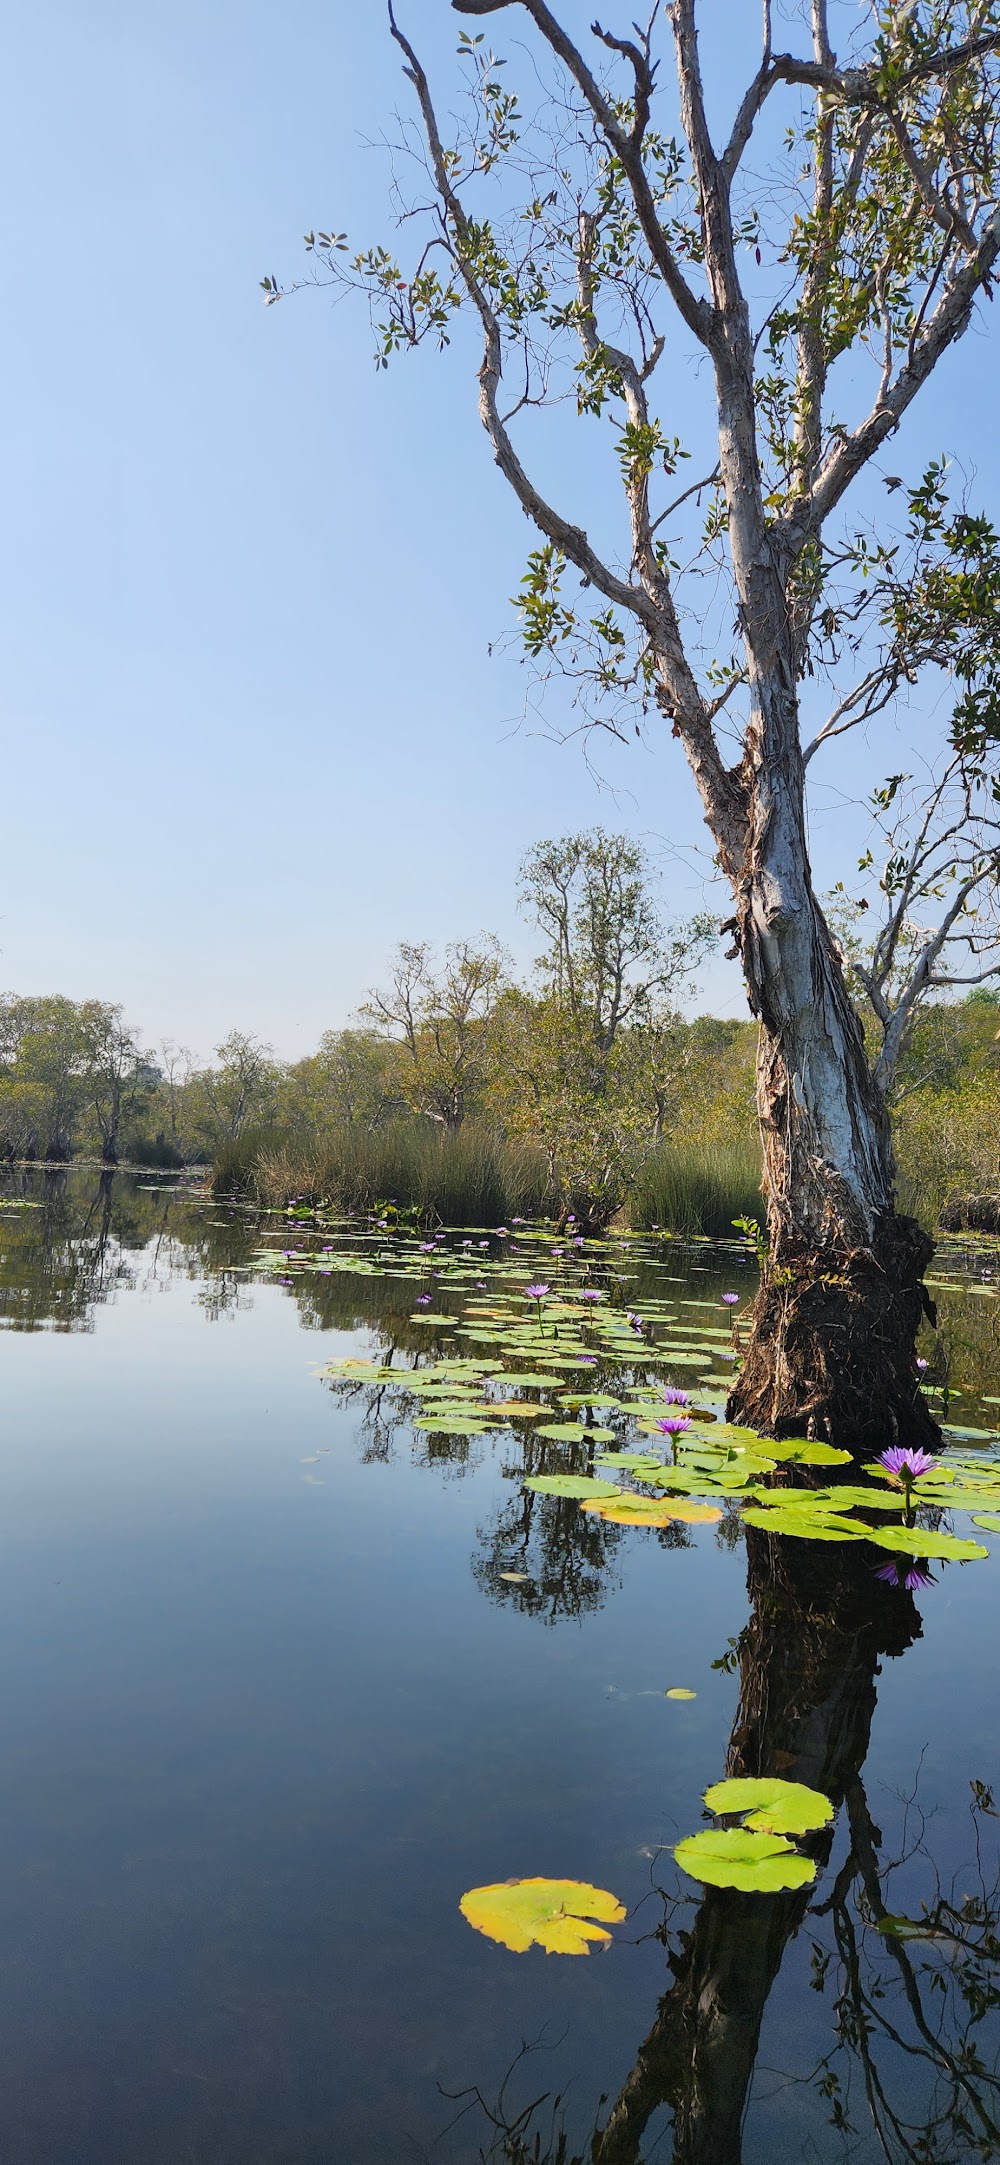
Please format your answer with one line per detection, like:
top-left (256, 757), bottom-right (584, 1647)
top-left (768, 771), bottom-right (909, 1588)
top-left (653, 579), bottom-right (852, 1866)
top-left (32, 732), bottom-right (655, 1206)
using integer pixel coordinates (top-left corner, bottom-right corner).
top-left (741, 1506), bottom-right (863, 1542)
top-left (674, 1827), bottom-right (816, 1892)
top-left (866, 1524), bottom-right (989, 1561)
top-left (703, 1777), bottom-right (833, 1835)
top-left (763, 1438), bottom-right (854, 1465)
top-left (972, 1513), bottom-right (1000, 1532)
top-left (594, 1452), bottom-right (666, 1472)
top-left (523, 1475), bottom-right (622, 1498)
top-left (536, 1421), bottom-right (615, 1442)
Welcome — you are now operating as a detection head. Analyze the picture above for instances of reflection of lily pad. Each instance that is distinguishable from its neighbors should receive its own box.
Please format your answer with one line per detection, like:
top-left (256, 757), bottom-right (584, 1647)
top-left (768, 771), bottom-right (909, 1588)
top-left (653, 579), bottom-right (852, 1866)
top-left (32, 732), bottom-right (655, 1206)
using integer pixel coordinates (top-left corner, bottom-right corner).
top-left (459, 1877), bottom-right (626, 1954)
top-left (674, 1828), bottom-right (816, 1892)
top-left (703, 1777), bottom-right (833, 1834)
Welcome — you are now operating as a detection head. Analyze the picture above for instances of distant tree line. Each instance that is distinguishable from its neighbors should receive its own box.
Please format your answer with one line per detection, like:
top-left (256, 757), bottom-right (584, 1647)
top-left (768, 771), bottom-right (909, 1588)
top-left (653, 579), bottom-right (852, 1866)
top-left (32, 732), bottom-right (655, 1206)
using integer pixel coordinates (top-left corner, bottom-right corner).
top-left (4, 830), bottom-right (998, 1224)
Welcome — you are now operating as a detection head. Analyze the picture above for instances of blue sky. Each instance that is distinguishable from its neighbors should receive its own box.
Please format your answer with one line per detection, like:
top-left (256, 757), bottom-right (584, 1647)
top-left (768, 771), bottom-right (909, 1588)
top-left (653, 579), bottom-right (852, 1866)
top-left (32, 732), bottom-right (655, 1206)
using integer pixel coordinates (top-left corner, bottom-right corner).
top-left (5, 1), bottom-right (998, 1062)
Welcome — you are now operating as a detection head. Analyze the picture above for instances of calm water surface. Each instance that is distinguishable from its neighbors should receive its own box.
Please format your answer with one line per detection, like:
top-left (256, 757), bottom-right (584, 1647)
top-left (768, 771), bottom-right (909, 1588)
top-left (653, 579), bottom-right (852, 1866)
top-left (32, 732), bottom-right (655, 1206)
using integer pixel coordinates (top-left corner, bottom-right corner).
top-left (0, 1171), bottom-right (998, 2164)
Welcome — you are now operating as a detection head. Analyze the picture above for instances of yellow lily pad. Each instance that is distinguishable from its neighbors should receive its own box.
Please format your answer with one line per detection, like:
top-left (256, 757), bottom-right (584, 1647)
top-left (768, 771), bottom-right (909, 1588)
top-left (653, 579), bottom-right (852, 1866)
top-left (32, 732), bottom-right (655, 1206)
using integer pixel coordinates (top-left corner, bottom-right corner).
top-left (459, 1877), bottom-right (626, 1955)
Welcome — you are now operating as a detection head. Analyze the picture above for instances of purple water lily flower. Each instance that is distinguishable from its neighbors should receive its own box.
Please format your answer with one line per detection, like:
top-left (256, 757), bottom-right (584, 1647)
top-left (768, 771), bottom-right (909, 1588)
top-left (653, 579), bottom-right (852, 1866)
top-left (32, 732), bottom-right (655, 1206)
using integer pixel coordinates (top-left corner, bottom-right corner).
top-left (663, 1388), bottom-right (691, 1405)
top-left (879, 1445), bottom-right (936, 1483)
top-left (721, 1293), bottom-right (740, 1307)
top-left (524, 1283), bottom-right (550, 1300)
top-left (656, 1416), bottom-right (692, 1437)
top-left (496, 1227), bottom-right (509, 1237)
top-left (416, 1294), bottom-right (433, 1306)
top-left (579, 1289), bottom-right (603, 1301)
top-left (915, 1357), bottom-right (929, 1372)
top-left (874, 1557), bottom-right (938, 1592)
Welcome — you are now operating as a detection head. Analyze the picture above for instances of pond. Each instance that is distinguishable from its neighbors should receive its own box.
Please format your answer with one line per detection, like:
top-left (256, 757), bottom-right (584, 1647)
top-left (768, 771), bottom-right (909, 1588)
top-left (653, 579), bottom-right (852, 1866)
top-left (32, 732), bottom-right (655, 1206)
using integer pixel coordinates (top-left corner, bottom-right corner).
top-left (1, 1169), bottom-right (998, 2164)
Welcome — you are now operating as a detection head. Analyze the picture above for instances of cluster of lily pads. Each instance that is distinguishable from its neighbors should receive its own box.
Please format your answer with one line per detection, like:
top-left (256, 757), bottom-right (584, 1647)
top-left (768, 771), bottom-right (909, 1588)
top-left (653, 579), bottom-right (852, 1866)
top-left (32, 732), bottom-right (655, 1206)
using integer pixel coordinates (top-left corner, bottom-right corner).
top-left (241, 1211), bottom-right (1000, 1934)
top-left (457, 1775), bottom-right (836, 1946)
top-left (280, 1215), bottom-right (1000, 1582)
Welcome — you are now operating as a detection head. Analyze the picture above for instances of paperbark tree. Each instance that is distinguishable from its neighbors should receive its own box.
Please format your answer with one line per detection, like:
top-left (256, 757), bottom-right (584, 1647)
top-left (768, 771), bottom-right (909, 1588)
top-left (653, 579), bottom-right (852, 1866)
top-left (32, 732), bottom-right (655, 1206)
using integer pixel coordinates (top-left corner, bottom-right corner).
top-left (274, 0), bottom-right (1000, 1444)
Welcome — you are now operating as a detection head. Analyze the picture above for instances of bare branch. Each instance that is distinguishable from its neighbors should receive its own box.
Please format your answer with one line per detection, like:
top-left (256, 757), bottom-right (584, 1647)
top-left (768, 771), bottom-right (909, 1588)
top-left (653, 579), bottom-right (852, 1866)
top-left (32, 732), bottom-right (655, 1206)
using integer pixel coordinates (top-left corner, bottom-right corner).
top-left (803, 670), bottom-right (899, 764)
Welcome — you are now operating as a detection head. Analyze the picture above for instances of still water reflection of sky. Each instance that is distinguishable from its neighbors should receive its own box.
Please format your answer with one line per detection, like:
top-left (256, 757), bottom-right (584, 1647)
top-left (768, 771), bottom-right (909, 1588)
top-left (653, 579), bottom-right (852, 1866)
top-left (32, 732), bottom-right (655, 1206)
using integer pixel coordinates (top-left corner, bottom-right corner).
top-left (0, 1174), bottom-right (997, 2164)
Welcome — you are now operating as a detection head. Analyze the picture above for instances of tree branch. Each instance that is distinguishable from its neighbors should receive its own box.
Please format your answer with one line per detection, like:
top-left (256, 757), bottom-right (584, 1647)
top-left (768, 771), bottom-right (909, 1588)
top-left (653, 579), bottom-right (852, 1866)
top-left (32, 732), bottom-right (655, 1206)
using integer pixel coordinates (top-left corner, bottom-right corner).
top-left (453, 0), bottom-right (715, 345)
top-left (803, 208), bottom-right (1000, 535)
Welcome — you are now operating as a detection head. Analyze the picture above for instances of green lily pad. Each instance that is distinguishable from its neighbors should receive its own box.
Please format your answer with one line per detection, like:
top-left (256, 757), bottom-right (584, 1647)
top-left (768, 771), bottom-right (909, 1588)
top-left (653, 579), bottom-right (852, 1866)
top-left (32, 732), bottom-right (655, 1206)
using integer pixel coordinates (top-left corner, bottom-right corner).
top-left (522, 1475), bottom-right (622, 1499)
top-left (412, 1417), bottom-right (491, 1437)
top-left (763, 1439), bottom-right (854, 1466)
top-left (972, 1514), bottom-right (1000, 1532)
top-left (742, 1507), bottom-right (863, 1542)
top-left (594, 1453), bottom-right (666, 1473)
top-left (673, 1827), bottom-right (816, 1892)
top-left (866, 1524), bottom-right (989, 1561)
top-left (703, 1777), bottom-right (833, 1835)
top-left (536, 1422), bottom-right (616, 1443)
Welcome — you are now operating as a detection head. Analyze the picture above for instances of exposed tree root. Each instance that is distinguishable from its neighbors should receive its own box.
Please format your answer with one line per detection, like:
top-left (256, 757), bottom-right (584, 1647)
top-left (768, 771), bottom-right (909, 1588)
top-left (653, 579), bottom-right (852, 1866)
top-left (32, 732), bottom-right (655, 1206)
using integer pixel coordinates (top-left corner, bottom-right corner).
top-left (725, 1213), bottom-right (941, 1454)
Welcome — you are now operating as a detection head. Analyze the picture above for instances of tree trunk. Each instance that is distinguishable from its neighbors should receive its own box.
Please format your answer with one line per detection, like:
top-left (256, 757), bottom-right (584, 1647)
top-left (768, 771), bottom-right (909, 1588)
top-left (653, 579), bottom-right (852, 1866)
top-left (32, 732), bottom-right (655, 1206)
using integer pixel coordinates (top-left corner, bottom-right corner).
top-left (720, 683), bottom-right (938, 1452)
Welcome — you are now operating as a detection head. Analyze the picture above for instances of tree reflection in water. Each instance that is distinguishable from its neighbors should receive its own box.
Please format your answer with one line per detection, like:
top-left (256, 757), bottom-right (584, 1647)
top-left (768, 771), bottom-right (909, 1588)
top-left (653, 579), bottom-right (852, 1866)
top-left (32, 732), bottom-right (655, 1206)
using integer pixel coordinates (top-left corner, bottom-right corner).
top-left (453, 1536), bottom-right (1000, 2165)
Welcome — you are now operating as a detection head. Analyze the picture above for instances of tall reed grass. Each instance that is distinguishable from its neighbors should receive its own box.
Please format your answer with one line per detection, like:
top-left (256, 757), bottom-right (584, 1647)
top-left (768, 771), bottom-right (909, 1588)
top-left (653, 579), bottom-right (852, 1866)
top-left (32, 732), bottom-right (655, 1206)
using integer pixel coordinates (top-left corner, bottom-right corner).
top-left (629, 1138), bottom-right (763, 1237)
top-left (214, 1121), bottom-right (551, 1225)
top-left (214, 1121), bottom-right (765, 1236)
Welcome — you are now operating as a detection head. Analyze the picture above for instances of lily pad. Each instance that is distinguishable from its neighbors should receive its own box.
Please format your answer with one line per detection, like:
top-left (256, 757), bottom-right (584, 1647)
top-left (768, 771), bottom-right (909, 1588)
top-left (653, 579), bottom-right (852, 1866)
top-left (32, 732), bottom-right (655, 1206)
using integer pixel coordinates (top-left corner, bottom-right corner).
top-left (665, 1687), bottom-right (697, 1700)
top-left (741, 1507), bottom-right (863, 1542)
top-left (703, 1777), bottom-right (833, 1835)
top-left (582, 1495), bottom-right (722, 1525)
top-left (459, 1877), bottom-right (626, 1955)
top-left (673, 1827), bottom-right (816, 1892)
top-left (763, 1439), bottom-right (854, 1466)
top-left (536, 1422), bottom-right (616, 1443)
top-left (866, 1524), bottom-right (989, 1561)
top-left (972, 1514), bottom-right (1000, 1532)
top-left (523, 1475), bottom-right (622, 1499)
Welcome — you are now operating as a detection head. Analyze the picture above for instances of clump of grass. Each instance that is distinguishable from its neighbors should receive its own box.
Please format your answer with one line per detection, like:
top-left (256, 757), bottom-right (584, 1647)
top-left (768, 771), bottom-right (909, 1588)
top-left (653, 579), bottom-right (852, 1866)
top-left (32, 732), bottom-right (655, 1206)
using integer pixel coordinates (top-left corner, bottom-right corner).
top-left (210, 1126), bottom-right (280, 1197)
top-left (630, 1138), bottom-right (763, 1238)
top-left (215, 1121), bottom-right (551, 1224)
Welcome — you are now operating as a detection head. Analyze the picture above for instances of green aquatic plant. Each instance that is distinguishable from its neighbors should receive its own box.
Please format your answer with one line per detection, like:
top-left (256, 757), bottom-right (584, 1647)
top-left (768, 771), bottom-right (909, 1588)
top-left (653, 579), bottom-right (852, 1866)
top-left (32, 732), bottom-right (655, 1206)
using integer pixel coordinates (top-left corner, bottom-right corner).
top-left (674, 1776), bottom-right (832, 1890)
top-left (459, 1877), bottom-right (626, 1956)
top-left (703, 1778), bottom-right (833, 1836)
top-left (674, 1828), bottom-right (816, 1894)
